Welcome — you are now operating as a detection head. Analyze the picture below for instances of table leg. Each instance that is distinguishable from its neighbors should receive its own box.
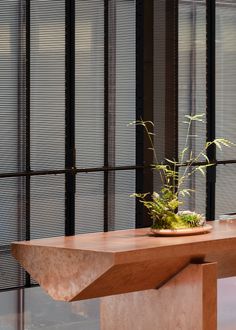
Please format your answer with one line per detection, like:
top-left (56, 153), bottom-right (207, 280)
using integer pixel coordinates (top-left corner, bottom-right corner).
top-left (101, 262), bottom-right (217, 330)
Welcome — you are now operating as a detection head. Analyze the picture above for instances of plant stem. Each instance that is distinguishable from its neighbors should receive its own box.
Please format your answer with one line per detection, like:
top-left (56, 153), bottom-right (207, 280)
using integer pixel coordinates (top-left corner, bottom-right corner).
top-left (180, 119), bottom-right (192, 164)
top-left (143, 122), bottom-right (165, 186)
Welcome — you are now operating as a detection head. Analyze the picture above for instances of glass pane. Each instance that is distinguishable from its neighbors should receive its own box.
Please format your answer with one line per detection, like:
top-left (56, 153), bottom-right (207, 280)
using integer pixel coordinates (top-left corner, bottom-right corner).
top-left (30, 175), bottom-right (65, 239)
top-left (178, 0), bottom-right (206, 159)
top-left (0, 0), bottom-right (21, 173)
top-left (75, 170), bottom-right (135, 233)
top-left (0, 183), bottom-right (24, 290)
top-left (216, 1), bottom-right (236, 160)
top-left (25, 287), bottom-right (100, 330)
top-left (178, 167), bottom-right (206, 215)
top-left (0, 289), bottom-right (18, 329)
top-left (112, 170), bottom-right (136, 230)
top-left (216, 164), bottom-right (236, 219)
top-left (0, 178), bottom-right (25, 245)
top-left (75, 0), bottom-right (104, 168)
top-left (218, 277), bottom-right (236, 330)
top-left (31, 0), bottom-right (65, 170)
top-left (115, 0), bottom-right (136, 166)
top-left (75, 172), bottom-right (104, 234)
top-left (0, 251), bottom-right (24, 290)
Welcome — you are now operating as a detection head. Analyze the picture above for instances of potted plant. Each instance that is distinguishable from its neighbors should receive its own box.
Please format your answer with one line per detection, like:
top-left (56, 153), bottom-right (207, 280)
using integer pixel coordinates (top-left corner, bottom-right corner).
top-left (130, 114), bottom-right (233, 236)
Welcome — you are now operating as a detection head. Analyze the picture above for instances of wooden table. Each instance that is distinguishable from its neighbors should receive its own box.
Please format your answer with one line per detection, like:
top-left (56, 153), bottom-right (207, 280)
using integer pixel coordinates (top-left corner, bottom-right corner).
top-left (11, 220), bottom-right (236, 330)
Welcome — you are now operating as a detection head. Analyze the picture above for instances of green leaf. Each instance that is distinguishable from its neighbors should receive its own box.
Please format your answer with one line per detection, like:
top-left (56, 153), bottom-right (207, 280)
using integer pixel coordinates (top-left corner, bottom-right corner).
top-left (179, 189), bottom-right (195, 197)
top-left (137, 120), bottom-right (154, 127)
top-left (200, 152), bottom-right (210, 163)
top-left (180, 147), bottom-right (188, 154)
top-left (155, 164), bottom-right (168, 171)
top-left (196, 166), bottom-right (206, 176)
top-left (206, 138), bottom-right (235, 151)
top-left (184, 113), bottom-right (205, 122)
top-left (216, 138), bottom-right (235, 147)
top-left (127, 120), bottom-right (145, 127)
top-left (214, 140), bottom-right (222, 150)
top-left (164, 158), bottom-right (177, 165)
top-left (130, 192), bottom-right (149, 199)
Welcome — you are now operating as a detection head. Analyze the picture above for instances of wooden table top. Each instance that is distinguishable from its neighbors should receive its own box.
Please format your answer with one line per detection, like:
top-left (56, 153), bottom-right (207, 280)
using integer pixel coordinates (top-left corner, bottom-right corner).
top-left (11, 220), bottom-right (236, 301)
top-left (12, 220), bottom-right (236, 251)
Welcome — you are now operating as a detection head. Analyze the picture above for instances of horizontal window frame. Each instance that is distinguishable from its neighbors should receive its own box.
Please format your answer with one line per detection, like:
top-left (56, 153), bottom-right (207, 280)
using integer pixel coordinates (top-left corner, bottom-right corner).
top-left (0, 165), bottom-right (145, 179)
top-left (1, 159), bottom-right (236, 179)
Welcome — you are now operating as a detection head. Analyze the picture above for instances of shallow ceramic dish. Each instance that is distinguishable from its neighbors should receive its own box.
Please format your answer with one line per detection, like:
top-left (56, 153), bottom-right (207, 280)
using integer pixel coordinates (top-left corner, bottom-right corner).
top-left (150, 224), bottom-right (213, 237)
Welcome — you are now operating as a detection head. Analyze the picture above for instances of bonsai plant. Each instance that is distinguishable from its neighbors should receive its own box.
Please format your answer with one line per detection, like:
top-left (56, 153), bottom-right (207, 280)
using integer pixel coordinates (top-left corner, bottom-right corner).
top-left (130, 114), bottom-right (233, 232)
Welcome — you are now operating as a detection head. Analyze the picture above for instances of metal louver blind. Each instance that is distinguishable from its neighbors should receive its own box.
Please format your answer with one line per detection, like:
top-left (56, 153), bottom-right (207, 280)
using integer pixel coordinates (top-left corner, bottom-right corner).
top-left (29, 0), bottom-right (66, 285)
top-left (178, 0), bottom-right (206, 155)
top-left (30, 0), bottom-right (66, 240)
top-left (0, 1), bottom-right (25, 290)
top-left (114, 0), bottom-right (136, 230)
top-left (30, 175), bottom-right (65, 239)
top-left (75, 0), bottom-right (104, 168)
top-left (216, 1), bottom-right (236, 160)
top-left (178, 0), bottom-right (206, 212)
top-left (113, 170), bottom-right (136, 230)
top-left (0, 1), bottom-right (20, 173)
top-left (115, 0), bottom-right (136, 167)
top-left (216, 164), bottom-right (236, 219)
top-left (0, 178), bottom-right (25, 289)
top-left (75, 172), bottom-right (104, 234)
top-left (0, 0), bottom-right (137, 291)
top-left (75, 0), bottom-right (136, 233)
top-left (31, 0), bottom-right (65, 170)
top-left (75, 0), bottom-right (104, 234)
top-left (215, 1), bottom-right (236, 218)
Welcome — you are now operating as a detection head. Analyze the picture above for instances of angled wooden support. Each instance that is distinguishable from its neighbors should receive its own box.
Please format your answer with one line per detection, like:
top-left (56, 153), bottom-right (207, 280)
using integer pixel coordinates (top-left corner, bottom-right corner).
top-left (101, 262), bottom-right (217, 330)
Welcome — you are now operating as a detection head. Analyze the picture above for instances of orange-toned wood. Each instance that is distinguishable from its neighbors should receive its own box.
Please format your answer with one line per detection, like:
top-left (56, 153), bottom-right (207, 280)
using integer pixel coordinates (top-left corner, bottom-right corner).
top-left (101, 262), bottom-right (217, 330)
top-left (11, 220), bottom-right (236, 301)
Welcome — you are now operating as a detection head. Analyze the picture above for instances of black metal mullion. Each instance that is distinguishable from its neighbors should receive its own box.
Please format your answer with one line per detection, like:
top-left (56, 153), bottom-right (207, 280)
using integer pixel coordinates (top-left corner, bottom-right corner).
top-left (206, 0), bottom-right (216, 220)
top-left (135, 0), bottom-right (144, 228)
top-left (165, 0), bottom-right (178, 162)
top-left (174, 0), bottom-right (179, 197)
top-left (26, 0), bottom-right (30, 242)
top-left (17, 289), bottom-right (25, 330)
top-left (17, 0), bottom-right (26, 239)
top-left (17, 1), bottom-right (27, 326)
top-left (65, 0), bottom-right (75, 236)
top-left (104, 0), bottom-right (109, 232)
top-left (25, 0), bottom-right (31, 288)
top-left (189, 1), bottom-right (197, 210)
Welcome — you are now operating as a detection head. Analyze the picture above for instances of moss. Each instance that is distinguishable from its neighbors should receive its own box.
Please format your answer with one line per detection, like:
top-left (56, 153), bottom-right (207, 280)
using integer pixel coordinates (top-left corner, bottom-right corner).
top-left (151, 211), bottom-right (204, 230)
